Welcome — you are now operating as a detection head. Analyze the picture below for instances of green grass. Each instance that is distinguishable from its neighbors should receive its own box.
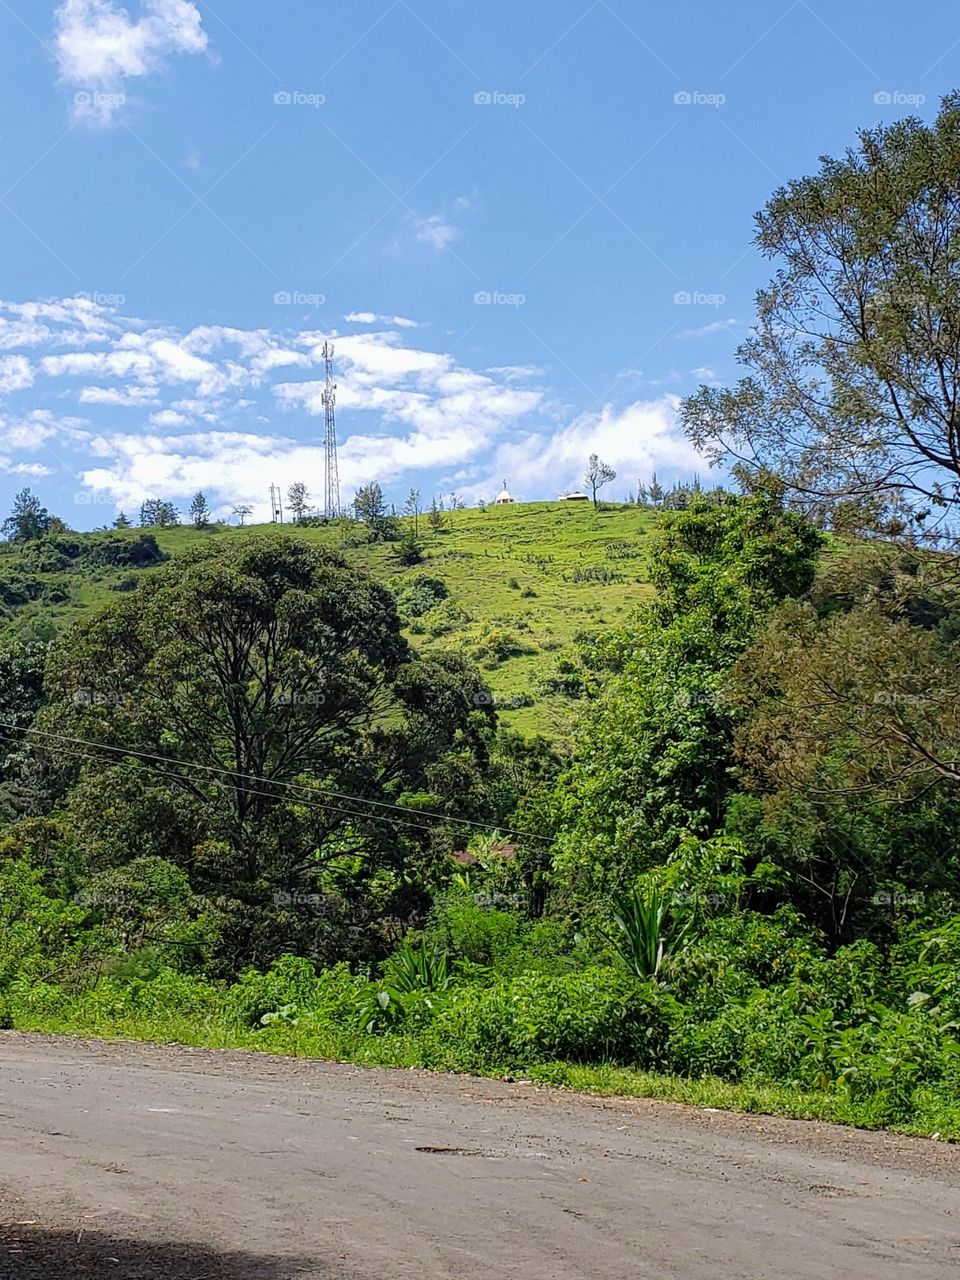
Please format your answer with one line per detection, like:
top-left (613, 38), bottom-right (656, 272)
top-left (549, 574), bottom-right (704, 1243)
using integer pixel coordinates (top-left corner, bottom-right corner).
top-left (1, 502), bottom-right (658, 738)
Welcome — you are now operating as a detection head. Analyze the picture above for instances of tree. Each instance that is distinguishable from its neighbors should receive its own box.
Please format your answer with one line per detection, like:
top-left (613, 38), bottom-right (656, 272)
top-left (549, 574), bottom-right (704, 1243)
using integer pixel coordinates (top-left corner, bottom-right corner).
top-left (427, 498), bottom-right (444, 532)
top-left (353, 482), bottom-right (386, 525)
top-left (232, 504), bottom-right (253, 527)
top-left (397, 530), bottom-right (423, 566)
top-left (681, 93), bottom-right (960, 545)
top-left (648, 473), bottom-right (664, 507)
top-left (2, 489), bottom-right (50, 542)
top-left (114, 512), bottom-right (131, 529)
top-left (44, 536), bottom-right (497, 969)
top-left (189, 491), bottom-right (211, 529)
top-left (287, 482), bottom-right (310, 522)
top-left (729, 594), bottom-right (960, 940)
top-left (351, 483), bottom-right (399, 541)
top-left (403, 488), bottom-right (422, 536)
top-left (140, 499), bottom-right (179, 528)
top-left (585, 455), bottom-right (616, 509)
top-left (552, 495), bottom-right (823, 903)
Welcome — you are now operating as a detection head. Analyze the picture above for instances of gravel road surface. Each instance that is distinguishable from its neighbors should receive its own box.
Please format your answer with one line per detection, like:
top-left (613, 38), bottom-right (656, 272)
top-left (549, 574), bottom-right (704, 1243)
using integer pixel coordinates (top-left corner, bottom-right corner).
top-left (0, 1032), bottom-right (958, 1278)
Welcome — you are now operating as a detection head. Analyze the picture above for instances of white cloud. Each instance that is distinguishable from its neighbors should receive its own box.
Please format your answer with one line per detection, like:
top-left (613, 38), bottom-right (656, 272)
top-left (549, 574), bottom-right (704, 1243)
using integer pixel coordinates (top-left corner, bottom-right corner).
top-left (412, 201), bottom-right (468, 253)
top-left (0, 356), bottom-right (34, 394)
top-left (79, 384), bottom-right (159, 406)
top-left (54, 0), bottom-right (209, 125)
top-left (345, 311), bottom-right (419, 329)
top-left (676, 318), bottom-right (738, 339)
top-left (0, 459), bottom-right (53, 477)
top-left (7, 295), bottom-right (711, 520)
top-left (463, 397), bottom-right (702, 503)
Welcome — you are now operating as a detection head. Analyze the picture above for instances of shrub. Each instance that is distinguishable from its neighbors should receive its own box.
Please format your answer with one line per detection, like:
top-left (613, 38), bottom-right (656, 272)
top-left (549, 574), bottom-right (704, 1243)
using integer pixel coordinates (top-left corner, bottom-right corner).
top-left (227, 956), bottom-right (366, 1028)
top-left (428, 968), bottom-right (676, 1071)
top-left (395, 574), bottom-right (449, 618)
top-left (227, 955), bottom-right (323, 1027)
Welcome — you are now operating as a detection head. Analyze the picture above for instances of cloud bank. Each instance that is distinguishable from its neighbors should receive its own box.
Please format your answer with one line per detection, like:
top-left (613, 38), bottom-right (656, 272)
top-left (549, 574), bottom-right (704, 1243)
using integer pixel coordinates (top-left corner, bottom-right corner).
top-left (0, 295), bottom-right (704, 520)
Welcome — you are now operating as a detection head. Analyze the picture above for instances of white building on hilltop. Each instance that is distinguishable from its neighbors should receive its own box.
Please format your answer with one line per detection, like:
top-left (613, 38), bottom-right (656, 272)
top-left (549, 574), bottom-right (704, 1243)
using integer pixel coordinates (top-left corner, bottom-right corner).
top-left (494, 480), bottom-right (515, 505)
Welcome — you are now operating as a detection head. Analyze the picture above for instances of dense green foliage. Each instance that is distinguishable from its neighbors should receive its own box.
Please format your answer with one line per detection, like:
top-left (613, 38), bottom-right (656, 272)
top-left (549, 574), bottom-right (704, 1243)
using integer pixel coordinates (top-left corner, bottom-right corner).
top-left (3, 488), bottom-right (960, 1136)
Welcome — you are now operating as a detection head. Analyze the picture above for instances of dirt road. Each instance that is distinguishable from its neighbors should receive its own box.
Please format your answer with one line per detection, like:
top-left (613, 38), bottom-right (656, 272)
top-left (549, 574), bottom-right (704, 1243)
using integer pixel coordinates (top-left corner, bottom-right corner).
top-left (0, 1032), bottom-right (958, 1278)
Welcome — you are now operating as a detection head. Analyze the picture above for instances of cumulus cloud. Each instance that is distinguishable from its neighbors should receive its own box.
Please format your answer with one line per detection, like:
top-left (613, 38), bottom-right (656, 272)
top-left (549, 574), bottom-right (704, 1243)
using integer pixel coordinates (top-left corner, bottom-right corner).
top-left (463, 397), bottom-right (703, 504)
top-left (0, 356), bottom-right (34, 394)
top-left (3, 294), bottom-right (705, 518)
top-left (53, 0), bottom-right (209, 124)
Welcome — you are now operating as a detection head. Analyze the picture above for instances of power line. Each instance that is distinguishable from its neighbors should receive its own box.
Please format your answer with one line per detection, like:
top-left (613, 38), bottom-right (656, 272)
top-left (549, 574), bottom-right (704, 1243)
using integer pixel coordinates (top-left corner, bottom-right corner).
top-left (0, 721), bottom-right (552, 845)
top-left (0, 730), bottom-right (450, 842)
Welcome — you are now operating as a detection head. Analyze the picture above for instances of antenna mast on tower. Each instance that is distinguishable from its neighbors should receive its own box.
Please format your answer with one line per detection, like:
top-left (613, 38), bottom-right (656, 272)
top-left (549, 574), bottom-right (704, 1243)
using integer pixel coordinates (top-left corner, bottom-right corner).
top-left (321, 340), bottom-right (341, 518)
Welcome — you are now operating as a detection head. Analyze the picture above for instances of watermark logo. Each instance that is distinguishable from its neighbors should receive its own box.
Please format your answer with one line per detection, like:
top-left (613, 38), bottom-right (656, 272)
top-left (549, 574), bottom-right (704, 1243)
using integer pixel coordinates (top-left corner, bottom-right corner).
top-left (74, 490), bottom-right (116, 506)
top-left (74, 90), bottom-right (126, 112)
top-left (276, 690), bottom-right (326, 706)
top-left (75, 291), bottom-right (126, 308)
top-left (273, 291), bottom-right (325, 307)
top-left (273, 890), bottom-right (325, 908)
top-left (472, 691), bottom-right (529, 709)
top-left (71, 689), bottom-right (123, 707)
top-left (874, 91), bottom-right (925, 106)
top-left (674, 290), bottom-right (725, 307)
top-left (274, 90), bottom-right (326, 108)
top-left (473, 290), bottom-right (526, 308)
top-left (474, 90), bottom-right (526, 108)
top-left (674, 90), bottom-right (725, 108)
top-left (873, 690), bottom-right (928, 707)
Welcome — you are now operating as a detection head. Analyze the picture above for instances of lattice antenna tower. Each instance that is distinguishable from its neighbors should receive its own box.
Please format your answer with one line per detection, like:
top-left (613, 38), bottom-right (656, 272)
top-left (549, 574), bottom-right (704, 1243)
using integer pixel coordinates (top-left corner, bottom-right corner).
top-left (321, 340), bottom-right (341, 518)
top-left (268, 483), bottom-right (283, 523)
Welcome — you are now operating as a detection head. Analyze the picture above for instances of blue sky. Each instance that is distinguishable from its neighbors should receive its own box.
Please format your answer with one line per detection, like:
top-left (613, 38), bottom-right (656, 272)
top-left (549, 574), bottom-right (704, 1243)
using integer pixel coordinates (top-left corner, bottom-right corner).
top-left (0, 0), bottom-right (953, 524)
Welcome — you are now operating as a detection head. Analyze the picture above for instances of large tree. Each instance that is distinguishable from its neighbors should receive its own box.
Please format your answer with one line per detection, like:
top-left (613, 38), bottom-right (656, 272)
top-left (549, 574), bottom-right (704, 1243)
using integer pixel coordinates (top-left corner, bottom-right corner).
top-left (681, 94), bottom-right (960, 544)
top-left (41, 536), bottom-right (496, 967)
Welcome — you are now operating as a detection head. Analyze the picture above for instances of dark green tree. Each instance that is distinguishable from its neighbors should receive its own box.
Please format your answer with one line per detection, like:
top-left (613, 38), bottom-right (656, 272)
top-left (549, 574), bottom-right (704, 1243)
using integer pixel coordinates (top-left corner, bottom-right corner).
top-left (2, 489), bottom-right (50, 542)
top-left (552, 496), bottom-right (823, 904)
top-left (44, 536), bottom-right (496, 968)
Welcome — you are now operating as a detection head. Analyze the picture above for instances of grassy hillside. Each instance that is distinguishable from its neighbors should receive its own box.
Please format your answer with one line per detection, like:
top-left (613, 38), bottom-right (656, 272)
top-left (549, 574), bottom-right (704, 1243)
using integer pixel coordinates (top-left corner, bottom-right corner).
top-left (0, 501), bottom-right (658, 737)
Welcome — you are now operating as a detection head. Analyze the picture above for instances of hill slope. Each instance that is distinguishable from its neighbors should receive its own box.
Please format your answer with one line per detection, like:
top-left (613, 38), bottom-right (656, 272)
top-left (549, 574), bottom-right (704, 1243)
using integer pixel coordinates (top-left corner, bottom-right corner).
top-left (0, 502), bottom-right (658, 737)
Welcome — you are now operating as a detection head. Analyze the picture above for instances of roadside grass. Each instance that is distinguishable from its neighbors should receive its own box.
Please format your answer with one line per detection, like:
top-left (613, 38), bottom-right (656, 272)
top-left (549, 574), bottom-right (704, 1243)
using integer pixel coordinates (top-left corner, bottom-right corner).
top-left (12, 1002), bottom-right (959, 1142)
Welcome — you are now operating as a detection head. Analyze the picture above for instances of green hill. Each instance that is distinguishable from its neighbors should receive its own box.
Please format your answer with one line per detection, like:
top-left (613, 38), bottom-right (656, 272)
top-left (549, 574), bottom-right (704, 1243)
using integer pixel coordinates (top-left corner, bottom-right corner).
top-left (0, 501), bottom-right (659, 737)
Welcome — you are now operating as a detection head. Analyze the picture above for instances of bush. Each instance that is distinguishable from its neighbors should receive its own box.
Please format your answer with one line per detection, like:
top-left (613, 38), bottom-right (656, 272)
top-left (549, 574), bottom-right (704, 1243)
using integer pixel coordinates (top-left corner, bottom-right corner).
top-left (395, 574), bottom-right (448, 618)
top-left (227, 956), bottom-right (366, 1028)
top-left (427, 897), bottom-right (531, 972)
top-left (227, 955), bottom-right (323, 1027)
top-left (427, 968), bottom-right (676, 1071)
